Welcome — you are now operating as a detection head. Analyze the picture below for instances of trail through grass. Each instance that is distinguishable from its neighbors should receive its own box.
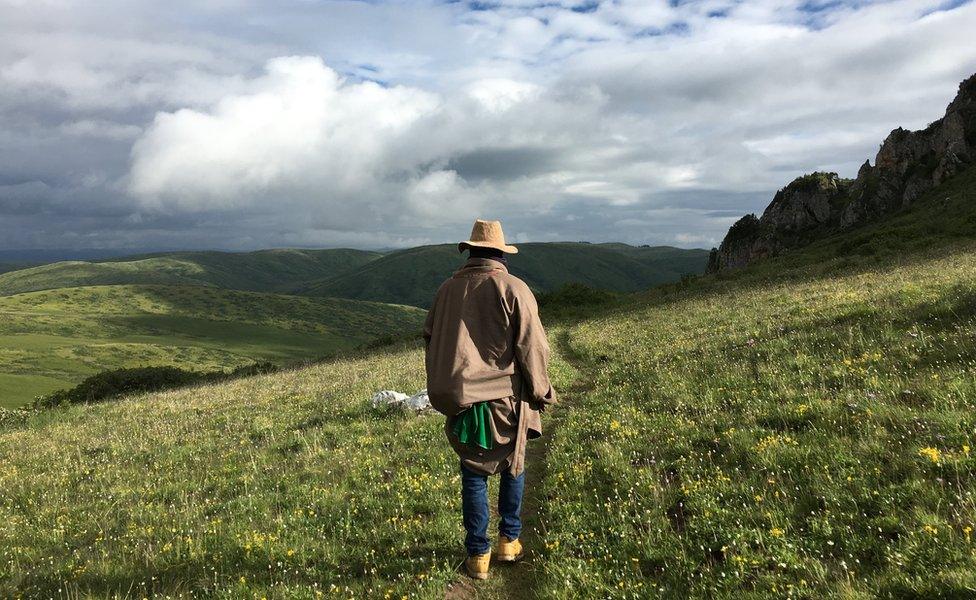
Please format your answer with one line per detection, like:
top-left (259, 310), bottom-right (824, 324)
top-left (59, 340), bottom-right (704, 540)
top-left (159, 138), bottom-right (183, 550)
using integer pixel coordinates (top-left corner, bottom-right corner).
top-left (443, 331), bottom-right (584, 600)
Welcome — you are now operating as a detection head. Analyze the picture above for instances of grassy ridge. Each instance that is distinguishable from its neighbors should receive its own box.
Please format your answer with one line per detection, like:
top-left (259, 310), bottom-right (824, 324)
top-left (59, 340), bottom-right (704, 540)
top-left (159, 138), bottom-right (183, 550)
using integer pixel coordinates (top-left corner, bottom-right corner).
top-left (0, 285), bottom-right (426, 408)
top-left (302, 242), bottom-right (709, 308)
top-left (0, 248), bottom-right (381, 296)
top-left (537, 168), bottom-right (976, 597)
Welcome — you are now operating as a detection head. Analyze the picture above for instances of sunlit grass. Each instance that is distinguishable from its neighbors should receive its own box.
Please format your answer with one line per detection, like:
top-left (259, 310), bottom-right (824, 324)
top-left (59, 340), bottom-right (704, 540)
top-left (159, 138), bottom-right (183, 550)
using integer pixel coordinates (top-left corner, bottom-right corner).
top-left (539, 245), bottom-right (976, 598)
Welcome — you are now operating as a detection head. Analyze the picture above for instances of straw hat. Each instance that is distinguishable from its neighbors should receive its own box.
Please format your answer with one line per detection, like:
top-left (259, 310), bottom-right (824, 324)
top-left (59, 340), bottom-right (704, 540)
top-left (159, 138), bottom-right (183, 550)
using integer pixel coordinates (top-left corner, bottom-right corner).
top-left (458, 219), bottom-right (519, 254)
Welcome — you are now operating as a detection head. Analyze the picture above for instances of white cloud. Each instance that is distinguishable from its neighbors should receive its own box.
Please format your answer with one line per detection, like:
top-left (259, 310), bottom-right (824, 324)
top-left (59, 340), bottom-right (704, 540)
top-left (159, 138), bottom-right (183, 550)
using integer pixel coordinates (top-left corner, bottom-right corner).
top-left (129, 56), bottom-right (440, 211)
top-left (2, 0), bottom-right (976, 250)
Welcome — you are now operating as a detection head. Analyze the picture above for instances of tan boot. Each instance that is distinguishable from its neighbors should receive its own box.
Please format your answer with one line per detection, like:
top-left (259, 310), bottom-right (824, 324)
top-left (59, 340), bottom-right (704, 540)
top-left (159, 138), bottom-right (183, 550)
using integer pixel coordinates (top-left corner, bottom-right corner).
top-left (464, 551), bottom-right (491, 579)
top-left (496, 535), bottom-right (524, 563)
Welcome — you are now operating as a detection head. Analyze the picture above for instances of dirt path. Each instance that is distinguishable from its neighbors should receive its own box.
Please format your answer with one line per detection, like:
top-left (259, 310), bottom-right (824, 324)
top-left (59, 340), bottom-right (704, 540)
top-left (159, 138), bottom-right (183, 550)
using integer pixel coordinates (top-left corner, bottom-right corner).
top-left (443, 330), bottom-right (590, 600)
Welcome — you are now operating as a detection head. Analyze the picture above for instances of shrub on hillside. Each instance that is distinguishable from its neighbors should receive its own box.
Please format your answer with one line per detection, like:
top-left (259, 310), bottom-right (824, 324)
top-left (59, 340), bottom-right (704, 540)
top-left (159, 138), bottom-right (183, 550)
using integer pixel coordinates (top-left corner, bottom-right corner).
top-left (34, 366), bottom-right (204, 408)
top-left (538, 283), bottom-right (618, 321)
top-left (33, 362), bottom-right (281, 409)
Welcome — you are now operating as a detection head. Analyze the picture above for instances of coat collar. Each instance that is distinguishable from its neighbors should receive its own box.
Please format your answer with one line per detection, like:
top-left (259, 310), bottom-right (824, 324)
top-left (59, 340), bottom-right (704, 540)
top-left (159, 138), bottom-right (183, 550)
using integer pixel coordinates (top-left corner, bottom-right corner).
top-left (457, 257), bottom-right (509, 275)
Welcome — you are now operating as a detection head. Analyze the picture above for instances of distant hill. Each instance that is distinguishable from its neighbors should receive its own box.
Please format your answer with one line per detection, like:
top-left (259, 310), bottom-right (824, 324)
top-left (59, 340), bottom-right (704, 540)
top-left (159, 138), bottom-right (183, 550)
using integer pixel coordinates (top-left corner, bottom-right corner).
top-left (0, 243), bottom-right (708, 306)
top-left (0, 262), bottom-right (33, 275)
top-left (0, 242), bottom-right (705, 406)
top-left (0, 248), bottom-right (381, 296)
top-left (710, 71), bottom-right (976, 271)
top-left (300, 242), bottom-right (710, 308)
top-left (0, 284), bottom-right (424, 408)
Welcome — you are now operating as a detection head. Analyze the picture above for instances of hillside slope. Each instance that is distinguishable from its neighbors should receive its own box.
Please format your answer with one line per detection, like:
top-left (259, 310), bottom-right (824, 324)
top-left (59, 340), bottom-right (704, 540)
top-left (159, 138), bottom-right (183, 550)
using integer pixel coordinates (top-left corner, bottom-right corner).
top-left (301, 242), bottom-right (709, 308)
top-left (2, 167), bottom-right (974, 597)
top-left (0, 284), bottom-right (425, 408)
top-left (0, 248), bottom-right (381, 296)
top-left (539, 166), bottom-right (976, 597)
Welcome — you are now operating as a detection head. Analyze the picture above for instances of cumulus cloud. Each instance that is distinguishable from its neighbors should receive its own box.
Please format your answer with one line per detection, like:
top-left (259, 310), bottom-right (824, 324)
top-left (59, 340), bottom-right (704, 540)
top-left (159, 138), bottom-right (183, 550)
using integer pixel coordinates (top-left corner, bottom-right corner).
top-left (129, 56), bottom-right (441, 211)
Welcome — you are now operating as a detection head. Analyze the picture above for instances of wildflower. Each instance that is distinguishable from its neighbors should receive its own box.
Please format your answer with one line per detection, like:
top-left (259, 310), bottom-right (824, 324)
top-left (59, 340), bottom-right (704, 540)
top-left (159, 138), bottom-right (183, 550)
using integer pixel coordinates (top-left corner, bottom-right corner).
top-left (923, 525), bottom-right (938, 535)
top-left (919, 447), bottom-right (942, 464)
top-left (770, 527), bottom-right (784, 537)
top-left (963, 445), bottom-right (970, 457)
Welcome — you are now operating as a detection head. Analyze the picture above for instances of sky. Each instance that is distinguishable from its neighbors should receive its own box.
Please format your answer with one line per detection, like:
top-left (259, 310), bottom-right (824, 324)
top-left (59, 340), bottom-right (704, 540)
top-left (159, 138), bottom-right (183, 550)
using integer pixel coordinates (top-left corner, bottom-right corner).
top-left (1, 0), bottom-right (975, 252)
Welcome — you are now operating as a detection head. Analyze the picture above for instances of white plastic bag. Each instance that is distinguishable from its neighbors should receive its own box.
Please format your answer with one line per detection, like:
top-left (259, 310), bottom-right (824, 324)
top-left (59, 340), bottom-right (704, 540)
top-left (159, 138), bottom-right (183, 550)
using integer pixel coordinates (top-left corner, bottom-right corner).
top-left (370, 390), bottom-right (408, 410)
top-left (370, 388), bottom-right (431, 413)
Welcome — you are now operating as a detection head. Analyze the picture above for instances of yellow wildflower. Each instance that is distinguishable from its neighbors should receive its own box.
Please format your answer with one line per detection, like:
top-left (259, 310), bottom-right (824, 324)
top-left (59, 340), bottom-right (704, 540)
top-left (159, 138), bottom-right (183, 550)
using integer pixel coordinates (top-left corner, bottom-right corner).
top-left (919, 447), bottom-right (942, 464)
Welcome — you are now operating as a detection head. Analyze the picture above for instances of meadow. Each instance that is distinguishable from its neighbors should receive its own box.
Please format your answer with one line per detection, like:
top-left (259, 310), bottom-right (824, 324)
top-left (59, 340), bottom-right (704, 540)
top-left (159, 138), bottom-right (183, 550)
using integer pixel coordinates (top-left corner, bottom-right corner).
top-left (1, 168), bottom-right (974, 598)
top-left (540, 245), bottom-right (976, 598)
top-left (0, 340), bottom-right (576, 599)
top-left (0, 285), bottom-right (425, 408)
top-left (534, 167), bottom-right (976, 598)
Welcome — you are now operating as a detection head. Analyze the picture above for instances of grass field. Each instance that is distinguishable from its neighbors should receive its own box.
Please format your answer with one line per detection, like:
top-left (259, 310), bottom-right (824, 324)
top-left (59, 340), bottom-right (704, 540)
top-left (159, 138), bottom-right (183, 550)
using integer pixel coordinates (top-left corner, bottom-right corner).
top-left (0, 285), bottom-right (426, 408)
top-left (0, 342), bottom-right (576, 598)
top-left (0, 168), bottom-right (974, 597)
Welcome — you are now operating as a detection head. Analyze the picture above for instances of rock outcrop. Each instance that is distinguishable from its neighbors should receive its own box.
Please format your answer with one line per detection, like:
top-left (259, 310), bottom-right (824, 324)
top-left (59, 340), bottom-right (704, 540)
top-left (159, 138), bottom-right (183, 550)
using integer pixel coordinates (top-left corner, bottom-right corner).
top-left (709, 72), bottom-right (976, 272)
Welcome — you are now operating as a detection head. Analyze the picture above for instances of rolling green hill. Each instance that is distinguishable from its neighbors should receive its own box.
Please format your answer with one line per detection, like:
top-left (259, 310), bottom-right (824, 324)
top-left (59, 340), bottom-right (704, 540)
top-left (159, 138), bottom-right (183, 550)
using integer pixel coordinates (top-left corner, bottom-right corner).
top-left (3, 167), bottom-right (973, 597)
top-left (0, 284), bottom-right (425, 408)
top-left (300, 242), bottom-right (709, 308)
top-left (0, 263), bottom-right (27, 275)
top-left (0, 248), bottom-right (381, 296)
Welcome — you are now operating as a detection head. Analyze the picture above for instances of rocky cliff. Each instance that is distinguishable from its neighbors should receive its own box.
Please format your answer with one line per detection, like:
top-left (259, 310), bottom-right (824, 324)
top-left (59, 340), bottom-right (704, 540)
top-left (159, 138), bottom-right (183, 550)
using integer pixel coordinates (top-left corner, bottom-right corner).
top-left (708, 72), bottom-right (976, 272)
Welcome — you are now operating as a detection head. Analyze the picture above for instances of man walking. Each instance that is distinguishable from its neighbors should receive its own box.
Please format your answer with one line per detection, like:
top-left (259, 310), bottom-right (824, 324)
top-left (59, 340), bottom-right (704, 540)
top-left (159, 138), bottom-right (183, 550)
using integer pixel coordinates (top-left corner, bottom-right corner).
top-left (424, 219), bottom-right (556, 580)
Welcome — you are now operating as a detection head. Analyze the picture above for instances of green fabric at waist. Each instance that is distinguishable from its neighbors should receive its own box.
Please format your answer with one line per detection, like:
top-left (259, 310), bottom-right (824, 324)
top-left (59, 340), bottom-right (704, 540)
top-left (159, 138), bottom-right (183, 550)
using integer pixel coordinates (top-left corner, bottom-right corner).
top-left (452, 402), bottom-right (493, 450)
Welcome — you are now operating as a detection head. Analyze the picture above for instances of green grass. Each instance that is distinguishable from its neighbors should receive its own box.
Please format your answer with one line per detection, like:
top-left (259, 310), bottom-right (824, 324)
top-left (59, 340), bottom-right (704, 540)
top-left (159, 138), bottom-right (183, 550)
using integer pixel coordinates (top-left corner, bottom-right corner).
top-left (0, 374), bottom-right (70, 409)
top-left (301, 242), bottom-right (709, 308)
top-left (0, 341), bottom-right (576, 599)
top-left (0, 248), bottom-right (381, 296)
top-left (1, 168), bottom-right (974, 598)
top-left (0, 285), bottom-right (426, 408)
top-left (535, 167), bottom-right (976, 598)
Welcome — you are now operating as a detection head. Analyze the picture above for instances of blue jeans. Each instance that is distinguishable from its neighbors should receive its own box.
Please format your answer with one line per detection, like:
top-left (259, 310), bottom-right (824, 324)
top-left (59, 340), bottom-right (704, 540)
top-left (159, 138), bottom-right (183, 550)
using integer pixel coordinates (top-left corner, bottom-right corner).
top-left (460, 463), bottom-right (525, 556)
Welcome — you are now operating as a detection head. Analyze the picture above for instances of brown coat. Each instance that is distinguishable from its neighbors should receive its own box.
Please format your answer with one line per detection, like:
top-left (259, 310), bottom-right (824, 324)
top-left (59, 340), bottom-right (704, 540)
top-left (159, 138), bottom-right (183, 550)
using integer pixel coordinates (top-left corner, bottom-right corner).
top-left (423, 257), bottom-right (556, 476)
